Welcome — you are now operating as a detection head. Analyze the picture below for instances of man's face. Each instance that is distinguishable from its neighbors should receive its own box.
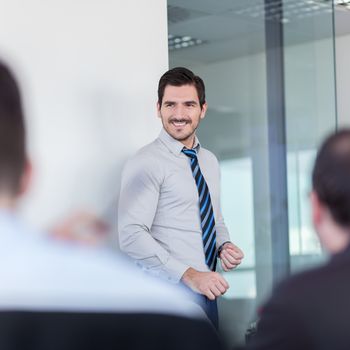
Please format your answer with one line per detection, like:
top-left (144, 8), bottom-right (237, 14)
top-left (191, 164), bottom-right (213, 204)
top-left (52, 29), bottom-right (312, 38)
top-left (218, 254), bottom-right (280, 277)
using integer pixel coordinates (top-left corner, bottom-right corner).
top-left (157, 84), bottom-right (207, 148)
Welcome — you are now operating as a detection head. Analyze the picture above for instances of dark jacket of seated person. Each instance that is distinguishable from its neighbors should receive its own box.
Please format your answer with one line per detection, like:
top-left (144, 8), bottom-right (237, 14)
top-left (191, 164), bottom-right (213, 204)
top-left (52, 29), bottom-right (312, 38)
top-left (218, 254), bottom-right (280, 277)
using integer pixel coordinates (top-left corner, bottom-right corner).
top-left (249, 129), bottom-right (350, 350)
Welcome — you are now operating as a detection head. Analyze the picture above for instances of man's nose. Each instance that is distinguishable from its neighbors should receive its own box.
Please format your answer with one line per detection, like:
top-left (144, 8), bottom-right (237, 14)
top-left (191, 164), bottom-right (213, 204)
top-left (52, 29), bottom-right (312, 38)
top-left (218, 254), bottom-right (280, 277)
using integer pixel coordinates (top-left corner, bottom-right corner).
top-left (173, 104), bottom-right (186, 118)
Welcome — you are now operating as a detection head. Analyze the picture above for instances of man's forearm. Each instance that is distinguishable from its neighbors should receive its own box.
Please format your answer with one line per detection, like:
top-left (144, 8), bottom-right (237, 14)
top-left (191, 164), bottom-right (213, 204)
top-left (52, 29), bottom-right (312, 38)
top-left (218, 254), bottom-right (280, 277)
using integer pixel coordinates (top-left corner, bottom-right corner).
top-left (119, 226), bottom-right (189, 282)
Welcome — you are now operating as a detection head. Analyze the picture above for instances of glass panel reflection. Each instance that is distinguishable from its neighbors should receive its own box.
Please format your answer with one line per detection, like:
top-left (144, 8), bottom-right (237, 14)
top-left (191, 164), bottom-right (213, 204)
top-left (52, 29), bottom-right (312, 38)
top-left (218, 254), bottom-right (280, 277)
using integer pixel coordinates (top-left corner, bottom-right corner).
top-left (167, 0), bottom-right (337, 346)
top-left (283, 0), bottom-right (337, 271)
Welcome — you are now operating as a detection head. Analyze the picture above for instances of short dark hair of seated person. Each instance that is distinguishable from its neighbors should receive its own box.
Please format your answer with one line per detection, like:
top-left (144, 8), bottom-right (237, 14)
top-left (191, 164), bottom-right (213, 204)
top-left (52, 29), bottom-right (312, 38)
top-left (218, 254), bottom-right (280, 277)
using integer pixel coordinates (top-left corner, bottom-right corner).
top-left (0, 61), bottom-right (26, 196)
top-left (249, 129), bottom-right (350, 350)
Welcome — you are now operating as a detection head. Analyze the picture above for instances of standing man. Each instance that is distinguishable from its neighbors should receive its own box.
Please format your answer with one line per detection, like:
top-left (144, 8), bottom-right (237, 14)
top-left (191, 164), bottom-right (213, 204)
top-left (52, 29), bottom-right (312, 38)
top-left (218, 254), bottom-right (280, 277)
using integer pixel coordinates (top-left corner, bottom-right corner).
top-left (249, 129), bottom-right (350, 350)
top-left (118, 67), bottom-right (244, 328)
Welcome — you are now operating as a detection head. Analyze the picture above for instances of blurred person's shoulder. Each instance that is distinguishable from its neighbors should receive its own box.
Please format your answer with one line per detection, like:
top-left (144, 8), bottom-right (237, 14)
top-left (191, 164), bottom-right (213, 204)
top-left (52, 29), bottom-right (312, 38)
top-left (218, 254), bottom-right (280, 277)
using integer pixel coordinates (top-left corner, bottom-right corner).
top-left (259, 246), bottom-right (350, 330)
top-left (50, 243), bottom-right (205, 317)
top-left (273, 246), bottom-right (350, 303)
top-left (252, 248), bottom-right (350, 350)
top-left (0, 213), bottom-right (204, 319)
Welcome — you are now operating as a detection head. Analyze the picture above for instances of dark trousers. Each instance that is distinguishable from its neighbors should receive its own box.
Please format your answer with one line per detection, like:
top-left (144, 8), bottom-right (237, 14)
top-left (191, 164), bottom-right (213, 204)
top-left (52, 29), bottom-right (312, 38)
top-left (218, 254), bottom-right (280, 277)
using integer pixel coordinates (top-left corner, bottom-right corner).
top-left (198, 294), bottom-right (219, 330)
top-left (181, 284), bottom-right (219, 329)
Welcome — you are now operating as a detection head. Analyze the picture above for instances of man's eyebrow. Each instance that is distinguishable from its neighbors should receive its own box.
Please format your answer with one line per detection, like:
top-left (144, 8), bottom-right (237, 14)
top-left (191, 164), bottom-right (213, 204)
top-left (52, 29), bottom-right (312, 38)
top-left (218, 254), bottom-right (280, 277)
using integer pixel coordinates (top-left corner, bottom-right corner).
top-left (162, 100), bottom-right (198, 105)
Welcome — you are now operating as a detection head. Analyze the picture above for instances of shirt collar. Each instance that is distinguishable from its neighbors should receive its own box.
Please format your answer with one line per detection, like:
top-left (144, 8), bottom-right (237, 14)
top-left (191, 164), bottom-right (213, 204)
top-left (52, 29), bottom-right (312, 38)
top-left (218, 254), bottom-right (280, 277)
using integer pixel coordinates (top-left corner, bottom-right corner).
top-left (0, 208), bottom-right (23, 235)
top-left (0, 208), bottom-right (16, 221)
top-left (158, 128), bottom-right (201, 156)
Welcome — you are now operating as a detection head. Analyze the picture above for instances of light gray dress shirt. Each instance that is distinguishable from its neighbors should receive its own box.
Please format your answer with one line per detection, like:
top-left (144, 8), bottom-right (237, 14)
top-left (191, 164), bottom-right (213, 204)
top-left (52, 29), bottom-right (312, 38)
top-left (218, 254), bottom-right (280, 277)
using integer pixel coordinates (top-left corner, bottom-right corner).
top-left (118, 128), bottom-right (231, 283)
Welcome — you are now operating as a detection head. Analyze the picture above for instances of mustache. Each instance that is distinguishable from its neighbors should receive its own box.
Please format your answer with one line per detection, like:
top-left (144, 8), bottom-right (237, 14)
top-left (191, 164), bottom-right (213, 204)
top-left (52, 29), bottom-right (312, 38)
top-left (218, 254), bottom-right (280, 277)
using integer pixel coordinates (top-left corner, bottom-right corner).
top-left (169, 118), bottom-right (191, 123)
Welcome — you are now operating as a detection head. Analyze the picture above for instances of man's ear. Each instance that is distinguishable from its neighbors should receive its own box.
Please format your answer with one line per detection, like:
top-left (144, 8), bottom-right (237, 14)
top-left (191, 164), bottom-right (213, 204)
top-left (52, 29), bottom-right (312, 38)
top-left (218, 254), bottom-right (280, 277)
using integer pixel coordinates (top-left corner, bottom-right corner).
top-left (156, 102), bottom-right (161, 119)
top-left (200, 102), bottom-right (208, 120)
top-left (310, 190), bottom-right (324, 229)
top-left (18, 158), bottom-right (32, 196)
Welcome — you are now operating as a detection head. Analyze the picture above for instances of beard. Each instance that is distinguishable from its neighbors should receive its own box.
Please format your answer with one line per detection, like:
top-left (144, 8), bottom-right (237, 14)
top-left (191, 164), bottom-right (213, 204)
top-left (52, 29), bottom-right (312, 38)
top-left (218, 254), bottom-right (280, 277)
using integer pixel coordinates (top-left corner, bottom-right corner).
top-left (159, 113), bottom-right (201, 145)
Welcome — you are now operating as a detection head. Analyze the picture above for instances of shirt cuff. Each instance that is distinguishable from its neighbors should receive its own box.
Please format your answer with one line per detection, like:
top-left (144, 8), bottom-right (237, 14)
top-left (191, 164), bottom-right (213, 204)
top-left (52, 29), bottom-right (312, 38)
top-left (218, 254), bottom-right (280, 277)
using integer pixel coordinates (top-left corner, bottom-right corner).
top-left (217, 240), bottom-right (231, 255)
top-left (161, 256), bottom-right (190, 283)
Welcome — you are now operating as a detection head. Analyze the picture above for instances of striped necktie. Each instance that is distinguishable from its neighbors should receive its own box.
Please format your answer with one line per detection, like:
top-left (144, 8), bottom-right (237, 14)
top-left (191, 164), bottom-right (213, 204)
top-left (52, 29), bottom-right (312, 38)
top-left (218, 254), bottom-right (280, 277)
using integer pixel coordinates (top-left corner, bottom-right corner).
top-left (182, 148), bottom-right (217, 271)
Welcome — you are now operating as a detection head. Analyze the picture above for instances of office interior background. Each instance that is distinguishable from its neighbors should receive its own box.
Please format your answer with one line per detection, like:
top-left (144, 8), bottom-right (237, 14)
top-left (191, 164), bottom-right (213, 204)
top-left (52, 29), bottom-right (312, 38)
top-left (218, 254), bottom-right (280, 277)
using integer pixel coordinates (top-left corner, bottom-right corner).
top-left (0, 0), bottom-right (349, 348)
top-left (168, 0), bottom-right (350, 346)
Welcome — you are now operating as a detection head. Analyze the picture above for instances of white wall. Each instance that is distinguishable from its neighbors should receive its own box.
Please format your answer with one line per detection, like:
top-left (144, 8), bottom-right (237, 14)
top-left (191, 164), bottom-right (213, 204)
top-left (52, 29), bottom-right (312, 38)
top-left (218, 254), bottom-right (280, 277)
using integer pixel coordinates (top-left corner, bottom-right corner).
top-left (336, 33), bottom-right (350, 127)
top-left (0, 0), bottom-right (168, 233)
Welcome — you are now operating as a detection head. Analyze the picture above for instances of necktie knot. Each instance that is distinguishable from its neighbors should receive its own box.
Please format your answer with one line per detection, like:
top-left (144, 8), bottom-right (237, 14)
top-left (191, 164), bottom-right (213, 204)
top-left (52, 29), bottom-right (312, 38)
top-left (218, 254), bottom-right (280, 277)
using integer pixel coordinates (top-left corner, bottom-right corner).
top-left (182, 148), bottom-right (197, 159)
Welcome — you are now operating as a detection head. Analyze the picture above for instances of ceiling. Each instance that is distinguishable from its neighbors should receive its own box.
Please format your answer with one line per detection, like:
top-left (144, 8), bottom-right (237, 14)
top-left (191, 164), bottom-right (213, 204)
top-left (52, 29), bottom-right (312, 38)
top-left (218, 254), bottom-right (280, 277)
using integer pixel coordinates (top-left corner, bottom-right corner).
top-left (168, 0), bottom-right (350, 66)
top-left (167, 0), bottom-right (343, 156)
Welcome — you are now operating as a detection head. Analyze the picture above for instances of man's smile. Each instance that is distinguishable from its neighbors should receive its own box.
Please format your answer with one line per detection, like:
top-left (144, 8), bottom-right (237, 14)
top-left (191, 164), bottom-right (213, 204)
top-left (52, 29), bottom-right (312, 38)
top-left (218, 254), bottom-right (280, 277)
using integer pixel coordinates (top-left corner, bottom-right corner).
top-left (170, 119), bottom-right (191, 128)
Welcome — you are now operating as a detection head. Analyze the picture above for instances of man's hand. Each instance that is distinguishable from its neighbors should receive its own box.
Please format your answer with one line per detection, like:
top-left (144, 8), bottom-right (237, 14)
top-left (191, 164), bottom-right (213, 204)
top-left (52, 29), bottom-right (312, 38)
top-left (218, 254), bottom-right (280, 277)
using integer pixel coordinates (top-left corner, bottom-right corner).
top-left (219, 242), bottom-right (244, 271)
top-left (181, 267), bottom-right (229, 300)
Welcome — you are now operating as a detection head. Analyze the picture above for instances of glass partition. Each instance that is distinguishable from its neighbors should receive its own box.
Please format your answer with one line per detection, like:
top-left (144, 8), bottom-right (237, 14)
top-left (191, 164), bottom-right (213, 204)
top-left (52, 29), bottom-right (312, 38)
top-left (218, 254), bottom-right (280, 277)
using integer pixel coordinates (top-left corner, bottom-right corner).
top-left (283, 0), bottom-right (337, 271)
top-left (167, 0), bottom-right (337, 346)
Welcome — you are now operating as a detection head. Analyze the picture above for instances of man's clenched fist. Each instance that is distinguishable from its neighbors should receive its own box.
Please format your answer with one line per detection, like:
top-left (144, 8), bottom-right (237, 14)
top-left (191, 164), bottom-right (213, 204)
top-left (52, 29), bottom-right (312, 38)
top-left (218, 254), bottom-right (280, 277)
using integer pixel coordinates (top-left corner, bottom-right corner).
top-left (181, 267), bottom-right (229, 300)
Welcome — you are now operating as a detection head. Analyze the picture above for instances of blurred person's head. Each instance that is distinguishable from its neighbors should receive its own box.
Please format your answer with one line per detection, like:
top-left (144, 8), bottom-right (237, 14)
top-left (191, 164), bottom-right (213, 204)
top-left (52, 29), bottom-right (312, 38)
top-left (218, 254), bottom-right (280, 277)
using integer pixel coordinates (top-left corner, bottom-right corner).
top-left (311, 129), bottom-right (350, 254)
top-left (157, 67), bottom-right (207, 149)
top-left (0, 61), bottom-right (30, 207)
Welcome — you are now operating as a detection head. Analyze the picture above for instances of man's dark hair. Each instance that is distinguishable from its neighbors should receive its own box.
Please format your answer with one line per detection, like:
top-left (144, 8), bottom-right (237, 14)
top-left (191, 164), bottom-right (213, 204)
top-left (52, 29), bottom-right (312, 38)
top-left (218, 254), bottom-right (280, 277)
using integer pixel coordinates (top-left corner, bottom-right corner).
top-left (157, 67), bottom-right (206, 108)
top-left (0, 61), bottom-right (26, 195)
top-left (312, 129), bottom-right (350, 227)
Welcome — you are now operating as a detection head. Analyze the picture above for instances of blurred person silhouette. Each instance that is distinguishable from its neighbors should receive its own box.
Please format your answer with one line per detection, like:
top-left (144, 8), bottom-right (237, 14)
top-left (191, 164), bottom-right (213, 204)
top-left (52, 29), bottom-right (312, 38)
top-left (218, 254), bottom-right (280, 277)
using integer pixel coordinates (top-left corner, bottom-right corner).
top-left (249, 129), bottom-right (350, 350)
top-left (0, 60), bottom-right (224, 350)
